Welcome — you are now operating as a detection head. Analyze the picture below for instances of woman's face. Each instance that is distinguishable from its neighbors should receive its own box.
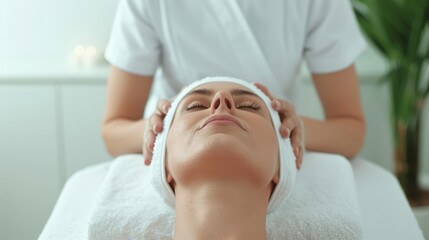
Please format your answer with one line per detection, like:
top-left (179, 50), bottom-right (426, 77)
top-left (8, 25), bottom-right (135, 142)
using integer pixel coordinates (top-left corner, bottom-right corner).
top-left (166, 82), bottom-right (279, 191)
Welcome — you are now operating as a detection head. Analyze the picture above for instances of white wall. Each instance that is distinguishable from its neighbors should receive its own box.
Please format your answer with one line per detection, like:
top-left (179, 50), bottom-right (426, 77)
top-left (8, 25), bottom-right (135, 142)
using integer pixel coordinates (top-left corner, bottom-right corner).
top-left (0, 0), bottom-right (119, 64)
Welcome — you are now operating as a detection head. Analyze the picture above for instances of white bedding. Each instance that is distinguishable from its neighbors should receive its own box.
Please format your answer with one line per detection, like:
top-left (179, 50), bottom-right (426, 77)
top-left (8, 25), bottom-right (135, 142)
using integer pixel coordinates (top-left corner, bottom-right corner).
top-left (88, 153), bottom-right (362, 239)
top-left (39, 155), bottom-right (424, 240)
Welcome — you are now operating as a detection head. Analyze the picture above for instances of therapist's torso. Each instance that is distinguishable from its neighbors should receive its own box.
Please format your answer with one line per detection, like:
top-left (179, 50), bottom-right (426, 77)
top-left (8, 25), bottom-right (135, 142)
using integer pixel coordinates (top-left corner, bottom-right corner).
top-left (105, 0), bottom-right (366, 117)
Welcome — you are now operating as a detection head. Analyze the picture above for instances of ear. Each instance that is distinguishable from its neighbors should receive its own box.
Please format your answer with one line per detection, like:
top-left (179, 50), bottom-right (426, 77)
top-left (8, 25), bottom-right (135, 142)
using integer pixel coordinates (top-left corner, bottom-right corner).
top-left (166, 170), bottom-right (176, 193)
top-left (165, 154), bottom-right (173, 183)
top-left (167, 171), bottom-right (174, 183)
top-left (273, 171), bottom-right (280, 184)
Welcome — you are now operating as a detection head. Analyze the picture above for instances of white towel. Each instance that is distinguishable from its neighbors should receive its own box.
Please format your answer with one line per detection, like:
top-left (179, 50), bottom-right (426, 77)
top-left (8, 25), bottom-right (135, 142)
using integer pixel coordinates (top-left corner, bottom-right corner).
top-left (150, 76), bottom-right (297, 213)
top-left (88, 152), bottom-right (363, 239)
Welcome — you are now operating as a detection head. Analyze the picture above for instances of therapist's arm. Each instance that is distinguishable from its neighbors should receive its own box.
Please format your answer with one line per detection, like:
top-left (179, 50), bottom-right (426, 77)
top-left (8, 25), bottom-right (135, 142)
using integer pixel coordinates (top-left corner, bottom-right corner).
top-left (302, 64), bottom-right (366, 159)
top-left (101, 66), bottom-right (153, 156)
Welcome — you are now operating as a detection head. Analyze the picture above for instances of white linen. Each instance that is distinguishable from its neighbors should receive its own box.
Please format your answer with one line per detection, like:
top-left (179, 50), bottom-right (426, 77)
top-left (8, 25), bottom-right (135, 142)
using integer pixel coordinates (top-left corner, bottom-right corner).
top-left (38, 162), bottom-right (111, 240)
top-left (38, 157), bottom-right (425, 240)
top-left (88, 155), bottom-right (174, 239)
top-left (351, 159), bottom-right (425, 239)
top-left (87, 152), bottom-right (363, 240)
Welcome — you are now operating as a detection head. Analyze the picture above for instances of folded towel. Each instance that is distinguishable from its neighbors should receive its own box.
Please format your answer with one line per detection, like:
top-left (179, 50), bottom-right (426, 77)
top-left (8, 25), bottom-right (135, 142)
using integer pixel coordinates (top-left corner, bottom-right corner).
top-left (150, 76), bottom-right (296, 213)
top-left (88, 152), bottom-right (363, 239)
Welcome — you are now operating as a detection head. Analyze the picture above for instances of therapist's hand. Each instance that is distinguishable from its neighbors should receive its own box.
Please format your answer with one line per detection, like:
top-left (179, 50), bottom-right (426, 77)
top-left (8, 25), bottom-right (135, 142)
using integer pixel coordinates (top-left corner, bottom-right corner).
top-left (143, 99), bottom-right (171, 166)
top-left (253, 83), bottom-right (304, 170)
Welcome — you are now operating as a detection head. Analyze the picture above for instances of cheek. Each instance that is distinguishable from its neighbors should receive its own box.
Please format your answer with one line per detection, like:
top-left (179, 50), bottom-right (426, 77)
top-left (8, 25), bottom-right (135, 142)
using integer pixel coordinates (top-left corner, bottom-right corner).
top-left (165, 118), bottom-right (199, 180)
top-left (167, 114), bottom-right (201, 142)
top-left (247, 117), bottom-right (278, 153)
top-left (166, 120), bottom-right (193, 161)
top-left (248, 122), bottom-right (279, 182)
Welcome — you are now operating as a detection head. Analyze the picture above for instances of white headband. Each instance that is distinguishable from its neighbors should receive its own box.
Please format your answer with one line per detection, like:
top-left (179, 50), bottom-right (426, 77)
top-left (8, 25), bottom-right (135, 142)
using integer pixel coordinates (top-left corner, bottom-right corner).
top-left (151, 76), bottom-right (296, 213)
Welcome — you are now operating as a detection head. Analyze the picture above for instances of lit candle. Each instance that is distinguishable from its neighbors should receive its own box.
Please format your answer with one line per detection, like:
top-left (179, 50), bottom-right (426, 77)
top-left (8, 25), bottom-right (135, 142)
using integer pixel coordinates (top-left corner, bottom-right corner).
top-left (84, 45), bottom-right (97, 67)
top-left (74, 45), bottom-right (85, 64)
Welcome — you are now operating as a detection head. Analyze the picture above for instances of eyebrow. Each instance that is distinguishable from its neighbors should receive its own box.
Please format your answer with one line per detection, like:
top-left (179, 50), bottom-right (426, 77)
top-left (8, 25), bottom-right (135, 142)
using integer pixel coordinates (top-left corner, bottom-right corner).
top-left (186, 88), bottom-right (259, 98)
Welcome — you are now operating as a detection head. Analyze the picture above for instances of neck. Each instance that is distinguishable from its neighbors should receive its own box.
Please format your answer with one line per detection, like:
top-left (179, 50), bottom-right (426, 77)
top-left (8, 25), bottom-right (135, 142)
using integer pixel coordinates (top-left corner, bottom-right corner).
top-left (173, 180), bottom-right (270, 240)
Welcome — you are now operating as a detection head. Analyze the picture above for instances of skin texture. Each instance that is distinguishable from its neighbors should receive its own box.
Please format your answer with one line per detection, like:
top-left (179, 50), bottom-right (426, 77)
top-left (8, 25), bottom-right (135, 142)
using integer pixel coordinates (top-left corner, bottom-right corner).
top-left (101, 64), bottom-right (365, 165)
top-left (165, 82), bottom-right (280, 240)
top-left (166, 82), bottom-right (280, 189)
top-left (101, 66), bottom-right (153, 156)
top-left (304, 65), bottom-right (366, 158)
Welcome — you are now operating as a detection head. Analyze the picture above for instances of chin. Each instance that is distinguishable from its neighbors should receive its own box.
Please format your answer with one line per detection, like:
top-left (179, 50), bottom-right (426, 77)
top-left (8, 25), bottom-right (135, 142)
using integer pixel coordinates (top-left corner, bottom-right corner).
top-left (167, 133), bottom-right (274, 188)
top-left (201, 134), bottom-right (249, 155)
top-left (170, 136), bottom-right (249, 178)
top-left (197, 136), bottom-right (254, 172)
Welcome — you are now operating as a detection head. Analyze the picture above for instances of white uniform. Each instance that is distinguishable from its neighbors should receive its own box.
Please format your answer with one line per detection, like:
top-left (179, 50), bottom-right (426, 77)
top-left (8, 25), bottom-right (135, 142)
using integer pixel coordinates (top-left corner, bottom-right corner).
top-left (105, 0), bottom-right (366, 116)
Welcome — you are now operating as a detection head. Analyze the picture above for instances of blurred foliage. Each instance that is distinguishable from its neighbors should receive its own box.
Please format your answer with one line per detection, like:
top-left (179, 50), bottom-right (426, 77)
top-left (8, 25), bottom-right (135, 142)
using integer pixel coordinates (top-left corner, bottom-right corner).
top-left (353, 0), bottom-right (429, 201)
top-left (353, 0), bottom-right (429, 135)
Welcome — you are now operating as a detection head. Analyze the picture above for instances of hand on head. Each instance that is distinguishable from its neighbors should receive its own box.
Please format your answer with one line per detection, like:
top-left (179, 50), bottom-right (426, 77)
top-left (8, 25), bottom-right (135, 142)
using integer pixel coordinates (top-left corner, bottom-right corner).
top-left (143, 99), bottom-right (171, 165)
top-left (253, 83), bottom-right (304, 170)
top-left (143, 81), bottom-right (304, 172)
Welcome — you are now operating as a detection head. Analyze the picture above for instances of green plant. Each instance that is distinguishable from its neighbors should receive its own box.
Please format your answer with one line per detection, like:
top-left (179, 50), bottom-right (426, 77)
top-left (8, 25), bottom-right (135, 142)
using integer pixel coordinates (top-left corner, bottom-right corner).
top-left (353, 0), bottom-right (429, 205)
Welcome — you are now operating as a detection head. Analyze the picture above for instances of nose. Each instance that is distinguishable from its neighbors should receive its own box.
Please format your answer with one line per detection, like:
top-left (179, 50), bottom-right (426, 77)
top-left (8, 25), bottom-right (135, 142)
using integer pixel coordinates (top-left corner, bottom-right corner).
top-left (210, 90), bottom-right (235, 113)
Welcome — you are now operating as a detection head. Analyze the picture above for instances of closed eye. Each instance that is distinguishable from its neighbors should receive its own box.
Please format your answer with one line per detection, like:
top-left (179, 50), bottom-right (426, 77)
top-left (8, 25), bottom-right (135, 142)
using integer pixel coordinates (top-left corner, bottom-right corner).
top-left (186, 102), bottom-right (207, 111)
top-left (236, 102), bottom-right (261, 111)
top-left (186, 101), bottom-right (261, 111)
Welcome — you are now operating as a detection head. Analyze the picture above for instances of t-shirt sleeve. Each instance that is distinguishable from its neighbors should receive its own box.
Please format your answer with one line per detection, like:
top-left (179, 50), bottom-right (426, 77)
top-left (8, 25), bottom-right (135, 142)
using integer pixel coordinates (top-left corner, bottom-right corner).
top-left (304, 0), bottom-right (366, 74)
top-left (105, 0), bottom-right (160, 76)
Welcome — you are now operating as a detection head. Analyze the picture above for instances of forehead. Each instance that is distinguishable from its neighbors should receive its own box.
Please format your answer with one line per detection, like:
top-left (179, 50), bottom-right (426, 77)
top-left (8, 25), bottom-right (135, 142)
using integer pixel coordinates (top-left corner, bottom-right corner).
top-left (193, 82), bottom-right (253, 92)
top-left (185, 82), bottom-right (261, 98)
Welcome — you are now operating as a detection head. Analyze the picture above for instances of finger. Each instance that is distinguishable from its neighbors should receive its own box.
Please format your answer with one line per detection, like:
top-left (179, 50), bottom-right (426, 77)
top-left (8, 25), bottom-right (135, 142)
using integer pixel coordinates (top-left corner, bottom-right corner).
top-left (253, 83), bottom-right (294, 119)
top-left (297, 145), bottom-right (304, 170)
top-left (144, 151), bottom-right (153, 166)
top-left (143, 144), bottom-right (153, 166)
top-left (252, 82), bottom-right (275, 100)
top-left (272, 99), bottom-right (294, 114)
top-left (276, 102), bottom-right (298, 127)
top-left (143, 130), bottom-right (156, 165)
top-left (149, 113), bottom-right (164, 134)
top-left (272, 100), bottom-right (297, 138)
top-left (156, 99), bottom-right (171, 115)
top-left (290, 126), bottom-right (302, 158)
top-left (280, 118), bottom-right (295, 138)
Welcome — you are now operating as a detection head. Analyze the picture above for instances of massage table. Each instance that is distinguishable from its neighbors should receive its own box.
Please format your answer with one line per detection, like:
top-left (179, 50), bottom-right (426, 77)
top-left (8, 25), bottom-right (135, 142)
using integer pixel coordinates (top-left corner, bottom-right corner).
top-left (39, 157), bottom-right (424, 240)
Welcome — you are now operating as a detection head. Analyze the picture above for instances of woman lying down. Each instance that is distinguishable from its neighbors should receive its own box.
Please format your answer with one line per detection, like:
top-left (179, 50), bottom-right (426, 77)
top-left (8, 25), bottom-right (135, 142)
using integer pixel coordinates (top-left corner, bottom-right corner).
top-left (153, 77), bottom-right (296, 239)
top-left (88, 77), bottom-right (362, 240)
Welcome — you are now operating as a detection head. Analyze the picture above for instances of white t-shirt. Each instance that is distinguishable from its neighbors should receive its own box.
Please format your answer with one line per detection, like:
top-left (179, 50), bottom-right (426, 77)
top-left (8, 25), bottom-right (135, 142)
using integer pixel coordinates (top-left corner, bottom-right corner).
top-left (105, 0), bottom-right (366, 116)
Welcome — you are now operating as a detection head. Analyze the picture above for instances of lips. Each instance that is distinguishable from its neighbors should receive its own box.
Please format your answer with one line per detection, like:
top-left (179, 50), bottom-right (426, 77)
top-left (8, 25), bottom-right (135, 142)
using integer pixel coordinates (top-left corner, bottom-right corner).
top-left (200, 115), bottom-right (245, 130)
